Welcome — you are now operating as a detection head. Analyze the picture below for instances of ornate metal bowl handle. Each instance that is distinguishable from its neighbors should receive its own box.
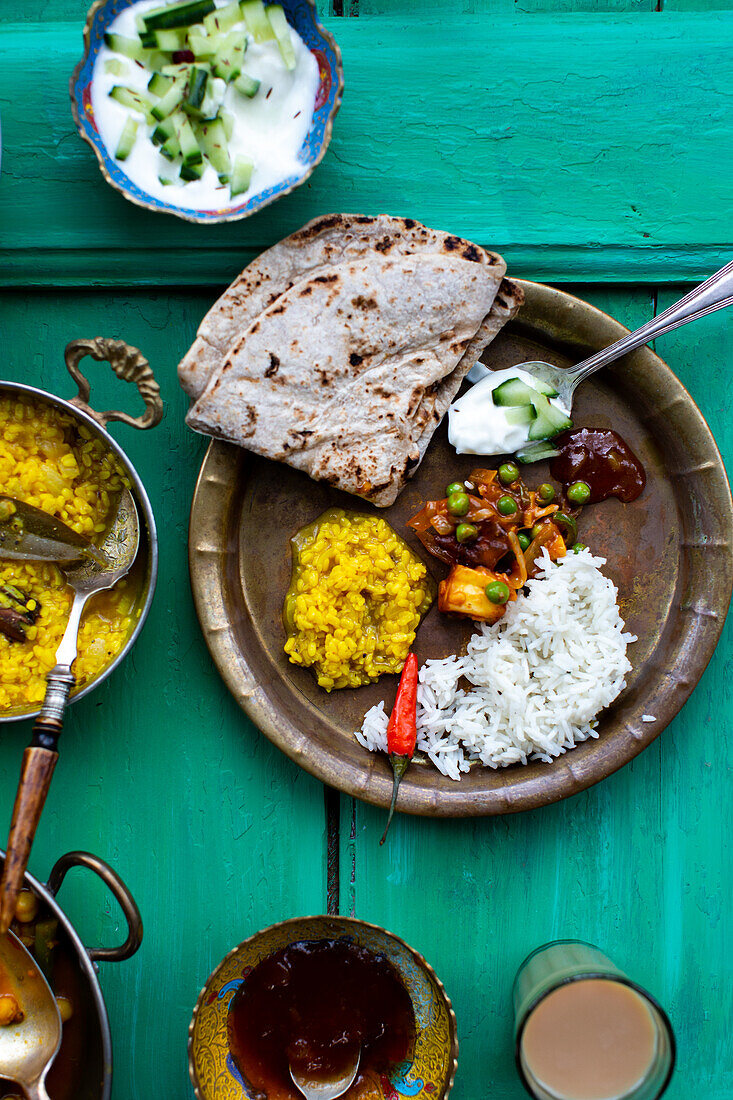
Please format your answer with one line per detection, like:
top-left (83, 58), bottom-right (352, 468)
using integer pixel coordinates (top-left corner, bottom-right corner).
top-left (65, 337), bottom-right (163, 431)
top-left (47, 850), bottom-right (144, 963)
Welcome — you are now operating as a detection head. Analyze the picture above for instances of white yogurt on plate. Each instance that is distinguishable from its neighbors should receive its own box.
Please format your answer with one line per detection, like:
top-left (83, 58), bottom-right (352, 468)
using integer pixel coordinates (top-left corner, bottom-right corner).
top-left (90, 0), bottom-right (320, 210)
top-left (448, 366), bottom-right (571, 456)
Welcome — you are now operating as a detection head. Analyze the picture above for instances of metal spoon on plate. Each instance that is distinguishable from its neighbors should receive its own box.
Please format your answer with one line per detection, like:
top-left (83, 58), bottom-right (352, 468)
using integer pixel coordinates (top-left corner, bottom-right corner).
top-left (289, 1047), bottom-right (361, 1100)
top-left (0, 930), bottom-right (62, 1100)
top-left (0, 489), bottom-right (140, 933)
top-left (475, 260), bottom-right (733, 461)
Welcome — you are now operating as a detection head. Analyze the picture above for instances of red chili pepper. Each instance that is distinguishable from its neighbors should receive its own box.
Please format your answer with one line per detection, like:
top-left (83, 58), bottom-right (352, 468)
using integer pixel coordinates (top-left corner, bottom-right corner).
top-left (380, 652), bottom-right (418, 845)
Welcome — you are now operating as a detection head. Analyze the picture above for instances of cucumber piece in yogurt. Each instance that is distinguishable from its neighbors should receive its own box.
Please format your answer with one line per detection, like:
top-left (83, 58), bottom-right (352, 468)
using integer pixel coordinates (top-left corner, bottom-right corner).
top-left (230, 155), bottom-right (254, 197)
top-left (115, 117), bottom-right (139, 160)
top-left (143, 0), bottom-right (215, 32)
top-left (267, 5), bottom-right (297, 71)
top-left (241, 0), bottom-right (275, 42)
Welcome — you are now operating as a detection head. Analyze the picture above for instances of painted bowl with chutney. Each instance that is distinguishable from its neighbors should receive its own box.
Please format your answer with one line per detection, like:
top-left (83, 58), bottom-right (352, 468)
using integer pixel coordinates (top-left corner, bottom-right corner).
top-left (188, 915), bottom-right (459, 1100)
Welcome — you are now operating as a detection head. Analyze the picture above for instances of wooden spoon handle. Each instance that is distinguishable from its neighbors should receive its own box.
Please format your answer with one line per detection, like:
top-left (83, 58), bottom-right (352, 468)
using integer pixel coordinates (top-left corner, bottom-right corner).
top-left (0, 746), bottom-right (58, 934)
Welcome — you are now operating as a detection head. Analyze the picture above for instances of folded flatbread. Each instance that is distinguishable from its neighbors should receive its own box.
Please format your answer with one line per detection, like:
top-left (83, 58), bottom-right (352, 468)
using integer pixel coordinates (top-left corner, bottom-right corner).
top-left (187, 247), bottom-right (522, 505)
top-left (178, 212), bottom-right (507, 399)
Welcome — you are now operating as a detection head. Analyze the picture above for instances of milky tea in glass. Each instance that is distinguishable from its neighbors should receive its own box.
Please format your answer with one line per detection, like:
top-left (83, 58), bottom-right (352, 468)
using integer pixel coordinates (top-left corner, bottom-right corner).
top-left (513, 941), bottom-right (675, 1100)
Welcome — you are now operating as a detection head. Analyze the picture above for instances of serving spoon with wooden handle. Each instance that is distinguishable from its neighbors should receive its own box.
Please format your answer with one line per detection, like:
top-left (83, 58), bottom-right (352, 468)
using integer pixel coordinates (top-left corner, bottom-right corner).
top-left (0, 489), bottom-right (139, 933)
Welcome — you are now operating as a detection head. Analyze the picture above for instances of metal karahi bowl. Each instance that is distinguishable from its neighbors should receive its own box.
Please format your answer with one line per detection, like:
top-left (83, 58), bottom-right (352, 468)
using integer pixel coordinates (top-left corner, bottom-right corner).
top-left (0, 337), bottom-right (162, 723)
top-left (188, 914), bottom-right (459, 1100)
top-left (70, 0), bottom-right (344, 224)
top-left (0, 848), bottom-right (143, 1100)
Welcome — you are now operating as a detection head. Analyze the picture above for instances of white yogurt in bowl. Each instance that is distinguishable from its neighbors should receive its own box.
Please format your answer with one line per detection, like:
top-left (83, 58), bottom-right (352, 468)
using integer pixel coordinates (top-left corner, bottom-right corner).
top-left (90, 0), bottom-right (320, 211)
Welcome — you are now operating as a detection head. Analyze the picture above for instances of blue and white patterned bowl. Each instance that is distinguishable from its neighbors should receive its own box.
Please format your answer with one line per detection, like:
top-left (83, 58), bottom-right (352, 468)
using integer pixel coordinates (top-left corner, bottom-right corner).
top-left (70, 0), bottom-right (344, 224)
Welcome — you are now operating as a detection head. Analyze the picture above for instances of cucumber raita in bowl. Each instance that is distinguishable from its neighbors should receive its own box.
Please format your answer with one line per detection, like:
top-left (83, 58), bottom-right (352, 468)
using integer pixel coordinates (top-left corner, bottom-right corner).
top-left (73, 0), bottom-right (342, 221)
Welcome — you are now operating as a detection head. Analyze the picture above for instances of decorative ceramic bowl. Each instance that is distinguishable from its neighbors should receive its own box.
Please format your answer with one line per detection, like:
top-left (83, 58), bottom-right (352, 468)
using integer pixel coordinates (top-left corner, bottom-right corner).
top-left (70, 0), bottom-right (344, 224)
top-left (188, 915), bottom-right (459, 1100)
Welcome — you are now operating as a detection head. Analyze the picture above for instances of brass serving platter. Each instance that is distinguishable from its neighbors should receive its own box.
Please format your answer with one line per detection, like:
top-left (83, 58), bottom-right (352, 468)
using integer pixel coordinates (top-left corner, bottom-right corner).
top-left (188, 281), bottom-right (733, 816)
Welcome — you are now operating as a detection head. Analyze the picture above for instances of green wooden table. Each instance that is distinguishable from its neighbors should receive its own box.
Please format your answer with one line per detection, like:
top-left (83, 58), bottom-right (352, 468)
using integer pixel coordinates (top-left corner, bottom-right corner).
top-left (1, 1), bottom-right (732, 1097)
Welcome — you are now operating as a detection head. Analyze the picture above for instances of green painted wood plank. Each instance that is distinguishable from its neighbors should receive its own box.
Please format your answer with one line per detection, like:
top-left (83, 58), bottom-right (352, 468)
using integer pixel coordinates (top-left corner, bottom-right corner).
top-left (0, 15), bottom-right (731, 285)
top-left (16, 0), bottom-right (333, 18)
top-left (0, 288), bottom-right (328, 1100)
top-left (340, 288), bottom-right (733, 1099)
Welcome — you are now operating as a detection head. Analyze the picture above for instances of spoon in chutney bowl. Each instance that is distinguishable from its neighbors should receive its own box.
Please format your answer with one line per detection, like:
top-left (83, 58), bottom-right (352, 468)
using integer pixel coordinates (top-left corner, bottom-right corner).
top-left (0, 930), bottom-right (62, 1100)
top-left (454, 259), bottom-right (733, 462)
top-left (289, 1047), bottom-right (362, 1100)
top-left (0, 489), bottom-right (140, 933)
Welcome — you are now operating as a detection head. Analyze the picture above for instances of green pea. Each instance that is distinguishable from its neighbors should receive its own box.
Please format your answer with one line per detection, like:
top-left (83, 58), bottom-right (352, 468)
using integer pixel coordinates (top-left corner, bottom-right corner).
top-left (518, 531), bottom-right (531, 551)
top-left (485, 580), bottom-right (511, 604)
top-left (445, 481), bottom-right (465, 498)
top-left (537, 482), bottom-right (555, 503)
top-left (498, 462), bottom-right (519, 486)
top-left (497, 495), bottom-right (518, 517)
top-left (455, 522), bottom-right (479, 543)
top-left (567, 480), bottom-right (591, 505)
top-left (447, 492), bottom-right (470, 517)
top-left (530, 523), bottom-right (547, 540)
top-left (572, 542), bottom-right (587, 553)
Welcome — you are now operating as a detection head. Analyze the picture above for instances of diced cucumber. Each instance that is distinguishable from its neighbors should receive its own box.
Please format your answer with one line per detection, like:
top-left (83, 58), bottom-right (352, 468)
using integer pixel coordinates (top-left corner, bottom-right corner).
top-left (196, 117), bottom-right (231, 176)
top-left (104, 58), bottom-right (128, 76)
top-left (139, 28), bottom-right (158, 48)
top-left (504, 405), bottom-right (536, 427)
top-left (493, 377), bottom-right (537, 407)
top-left (143, 0), bottom-right (216, 32)
top-left (104, 33), bottom-right (155, 63)
top-left (230, 154), bottom-right (254, 197)
top-left (175, 114), bottom-right (203, 166)
top-left (161, 62), bottom-right (196, 77)
top-left (151, 78), bottom-right (187, 121)
top-left (114, 117), bottom-right (138, 161)
top-left (180, 159), bottom-right (205, 181)
top-left (515, 441), bottom-right (562, 465)
top-left (189, 32), bottom-right (218, 59)
top-left (234, 71), bottom-right (260, 97)
top-left (532, 378), bottom-right (559, 398)
top-left (241, 0), bottom-right (275, 41)
top-left (151, 115), bottom-right (177, 145)
top-left (184, 66), bottom-right (209, 114)
top-left (151, 27), bottom-right (188, 50)
top-left (220, 110), bottom-right (235, 140)
top-left (266, 5), bottom-right (296, 70)
top-left (158, 175), bottom-right (175, 185)
top-left (198, 75), bottom-right (227, 118)
top-left (148, 71), bottom-right (174, 97)
top-left (109, 85), bottom-right (153, 117)
top-left (203, 0), bottom-right (242, 34)
top-left (212, 33), bottom-right (247, 82)
top-left (527, 394), bottom-right (573, 441)
top-left (160, 134), bottom-right (181, 159)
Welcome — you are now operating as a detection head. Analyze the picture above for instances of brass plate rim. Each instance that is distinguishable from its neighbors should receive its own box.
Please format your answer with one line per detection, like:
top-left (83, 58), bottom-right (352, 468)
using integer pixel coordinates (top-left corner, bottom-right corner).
top-left (187, 913), bottom-right (459, 1100)
top-left (188, 280), bottom-right (733, 816)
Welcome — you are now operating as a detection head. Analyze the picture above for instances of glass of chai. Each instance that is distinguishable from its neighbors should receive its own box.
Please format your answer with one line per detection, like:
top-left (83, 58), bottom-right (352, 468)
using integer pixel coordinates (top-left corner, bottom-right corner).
top-left (513, 940), bottom-right (675, 1100)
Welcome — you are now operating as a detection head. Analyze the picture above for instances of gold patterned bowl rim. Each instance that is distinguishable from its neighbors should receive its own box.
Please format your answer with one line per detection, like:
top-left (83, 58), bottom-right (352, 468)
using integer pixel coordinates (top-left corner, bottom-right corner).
top-left (69, 0), bottom-right (345, 224)
top-left (187, 913), bottom-right (459, 1100)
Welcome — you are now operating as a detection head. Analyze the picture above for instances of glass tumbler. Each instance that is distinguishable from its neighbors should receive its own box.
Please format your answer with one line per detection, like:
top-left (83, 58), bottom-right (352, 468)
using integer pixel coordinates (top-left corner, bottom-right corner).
top-left (513, 940), bottom-right (675, 1100)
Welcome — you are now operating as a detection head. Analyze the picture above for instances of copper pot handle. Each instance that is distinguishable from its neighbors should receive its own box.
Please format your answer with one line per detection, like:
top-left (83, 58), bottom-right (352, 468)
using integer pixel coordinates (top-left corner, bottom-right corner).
top-left (46, 850), bottom-right (143, 963)
top-left (65, 337), bottom-right (163, 431)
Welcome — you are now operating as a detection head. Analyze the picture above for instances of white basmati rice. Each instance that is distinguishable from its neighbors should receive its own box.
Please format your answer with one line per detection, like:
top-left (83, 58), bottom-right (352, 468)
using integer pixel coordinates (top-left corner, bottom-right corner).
top-left (355, 548), bottom-right (636, 780)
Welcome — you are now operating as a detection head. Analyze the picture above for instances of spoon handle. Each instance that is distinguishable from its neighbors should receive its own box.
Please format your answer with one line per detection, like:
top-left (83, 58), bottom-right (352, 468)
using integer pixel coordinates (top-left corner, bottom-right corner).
top-left (0, 593), bottom-right (86, 934)
top-left (569, 259), bottom-right (733, 385)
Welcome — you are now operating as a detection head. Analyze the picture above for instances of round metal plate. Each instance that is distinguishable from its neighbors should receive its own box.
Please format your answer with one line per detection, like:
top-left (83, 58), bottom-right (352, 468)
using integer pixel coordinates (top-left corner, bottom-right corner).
top-left (188, 281), bottom-right (733, 816)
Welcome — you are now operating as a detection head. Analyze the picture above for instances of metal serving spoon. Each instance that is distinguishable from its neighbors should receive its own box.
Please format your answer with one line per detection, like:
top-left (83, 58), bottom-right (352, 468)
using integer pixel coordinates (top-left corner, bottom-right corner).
top-left (0, 930), bottom-right (62, 1100)
top-left (0, 495), bottom-right (104, 565)
top-left (0, 489), bottom-right (140, 934)
top-left (499, 260), bottom-right (733, 458)
top-left (289, 1047), bottom-right (361, 1100)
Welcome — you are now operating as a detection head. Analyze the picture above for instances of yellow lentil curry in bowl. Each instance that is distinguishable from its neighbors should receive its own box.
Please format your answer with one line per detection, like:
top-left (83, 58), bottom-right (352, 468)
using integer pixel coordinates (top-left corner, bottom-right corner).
top-left (0, 369), bottom-right (159, 722)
